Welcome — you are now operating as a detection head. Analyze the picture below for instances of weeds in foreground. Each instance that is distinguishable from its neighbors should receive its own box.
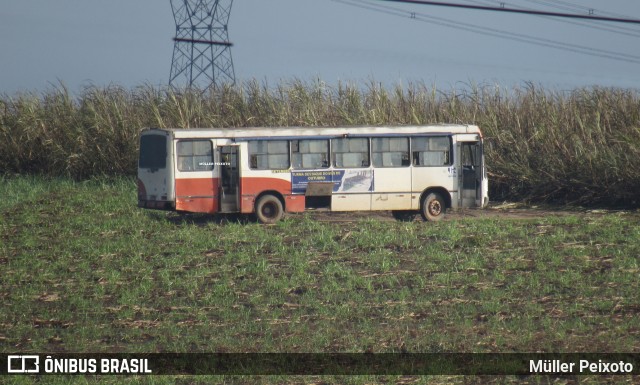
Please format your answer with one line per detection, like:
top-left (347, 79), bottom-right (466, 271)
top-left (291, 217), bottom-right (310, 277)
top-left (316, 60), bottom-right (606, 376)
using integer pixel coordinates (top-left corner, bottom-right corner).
top-left (1, 177), bottom-right (639, 355)
top-left (1, 178), bottom-right (639, 384)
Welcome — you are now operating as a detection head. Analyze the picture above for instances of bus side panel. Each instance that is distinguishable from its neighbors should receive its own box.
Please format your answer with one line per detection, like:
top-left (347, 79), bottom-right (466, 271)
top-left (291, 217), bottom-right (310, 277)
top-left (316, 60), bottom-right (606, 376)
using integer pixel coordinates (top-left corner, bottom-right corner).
top-left (411, 167), bottom-right (454, 210)
top-left (285, 195), bottom-right (305, 212)
top-left (329, 168), bottom-right (373, 212)
top-left (173, 137), bottom-right (218, 214)
top-left (331, 194), bottom-right (371, 211)
top-left (371, 167), bottom-right (412, 210)
top-left (240, 176), bottom-right (300, 213)
top-left (175, 177), bottom-right (218, 214)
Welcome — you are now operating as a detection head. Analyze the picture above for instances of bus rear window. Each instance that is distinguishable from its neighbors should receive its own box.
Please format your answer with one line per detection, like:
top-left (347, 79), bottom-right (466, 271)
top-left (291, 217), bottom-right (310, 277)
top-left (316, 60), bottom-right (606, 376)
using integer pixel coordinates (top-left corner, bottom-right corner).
top-left (139, 135), bottom-right (167, 169)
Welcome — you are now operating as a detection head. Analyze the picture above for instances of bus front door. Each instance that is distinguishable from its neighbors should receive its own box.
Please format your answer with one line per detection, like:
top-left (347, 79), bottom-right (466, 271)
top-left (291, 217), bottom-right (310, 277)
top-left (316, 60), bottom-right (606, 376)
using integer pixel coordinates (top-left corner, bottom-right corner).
top-left (219, 146), bottom-right (240, 212)
top-left (459, 141), bottom-right (483, 208)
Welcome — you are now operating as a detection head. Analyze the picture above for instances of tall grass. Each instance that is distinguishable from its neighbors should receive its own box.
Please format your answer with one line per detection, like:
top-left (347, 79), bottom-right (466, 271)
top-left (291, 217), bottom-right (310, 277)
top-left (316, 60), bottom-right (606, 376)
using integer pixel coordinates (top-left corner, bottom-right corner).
top-left (1, 80), bottom-right (639, 206)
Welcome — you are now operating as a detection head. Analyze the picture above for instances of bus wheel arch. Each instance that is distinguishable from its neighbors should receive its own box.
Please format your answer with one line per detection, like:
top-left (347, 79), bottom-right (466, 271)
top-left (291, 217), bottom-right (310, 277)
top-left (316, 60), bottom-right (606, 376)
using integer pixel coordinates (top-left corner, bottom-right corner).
top-left (419, 187), bottom-right (450, 222)
top-left (255, 191), bottom-right (285, 224)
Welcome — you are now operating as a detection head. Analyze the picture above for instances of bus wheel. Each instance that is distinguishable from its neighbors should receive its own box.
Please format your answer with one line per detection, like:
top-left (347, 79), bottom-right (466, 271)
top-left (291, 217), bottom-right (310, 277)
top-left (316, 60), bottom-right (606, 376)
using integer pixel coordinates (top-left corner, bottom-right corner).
top-left (391, 210), bottom-right (417, 222)
top-left (421, 192), bottom-right (446, 221)
top-left (255, 195), bottom-right (284, 224)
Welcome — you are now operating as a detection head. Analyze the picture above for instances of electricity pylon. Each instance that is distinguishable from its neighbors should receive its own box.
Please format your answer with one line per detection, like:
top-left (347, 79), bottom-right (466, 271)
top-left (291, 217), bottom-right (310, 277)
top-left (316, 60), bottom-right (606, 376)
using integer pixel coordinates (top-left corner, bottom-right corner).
top-left (169, 0), bottom-right (235, 89)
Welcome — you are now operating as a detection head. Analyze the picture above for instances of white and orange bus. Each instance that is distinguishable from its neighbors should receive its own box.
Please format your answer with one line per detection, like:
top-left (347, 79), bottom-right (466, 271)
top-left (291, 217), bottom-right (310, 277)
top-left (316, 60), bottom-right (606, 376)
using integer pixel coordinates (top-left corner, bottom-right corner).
top-left (138, 125), bottom-right (488, 223)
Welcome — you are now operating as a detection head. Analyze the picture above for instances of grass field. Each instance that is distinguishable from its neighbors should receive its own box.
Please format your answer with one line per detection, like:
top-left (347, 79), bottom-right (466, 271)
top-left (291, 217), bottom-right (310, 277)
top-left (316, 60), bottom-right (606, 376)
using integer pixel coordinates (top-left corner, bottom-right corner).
top-left (1, 176), bottom-right (639, 384)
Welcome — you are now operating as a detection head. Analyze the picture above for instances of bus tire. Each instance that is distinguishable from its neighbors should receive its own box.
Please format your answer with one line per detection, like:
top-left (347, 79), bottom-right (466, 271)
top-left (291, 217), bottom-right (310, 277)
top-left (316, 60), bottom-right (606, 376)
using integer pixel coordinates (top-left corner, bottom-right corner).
top-left (391, 210), bottom-right (417, 222)
top-left (255, 194), bottom-right (284, 224)
top-left (421, 192), bottom-right (446, 221)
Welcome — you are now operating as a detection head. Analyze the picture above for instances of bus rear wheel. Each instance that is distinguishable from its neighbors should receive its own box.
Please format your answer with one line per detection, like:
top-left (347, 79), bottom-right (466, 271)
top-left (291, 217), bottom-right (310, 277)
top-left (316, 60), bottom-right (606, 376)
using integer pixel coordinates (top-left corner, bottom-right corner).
top-left (255, 194), bottom-right (284, 224)
top-left (421, 192), bottom-right (446, 221)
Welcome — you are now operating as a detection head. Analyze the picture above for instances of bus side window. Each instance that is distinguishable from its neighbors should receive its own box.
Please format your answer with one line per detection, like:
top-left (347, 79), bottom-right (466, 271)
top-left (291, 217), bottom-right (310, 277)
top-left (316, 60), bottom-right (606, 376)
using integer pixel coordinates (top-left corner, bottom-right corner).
top-left (372, 137), bottom-right (409, 167)
top-left (412, 136), bottom-right (451, 166)
top-left (292, 139), bottom-right (329, 169)
top-left (248, 140), bottom-right (290, 170)
top-left (177, 140), bottom-right (214, 172)
top-left (332, 138), bottom-right (370, 168)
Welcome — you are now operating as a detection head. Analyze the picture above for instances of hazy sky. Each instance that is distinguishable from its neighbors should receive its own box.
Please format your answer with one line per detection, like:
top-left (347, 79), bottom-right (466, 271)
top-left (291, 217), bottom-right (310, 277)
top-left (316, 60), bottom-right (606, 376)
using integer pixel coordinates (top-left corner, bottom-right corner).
top-left (1, 0), bottom-right (639, 94)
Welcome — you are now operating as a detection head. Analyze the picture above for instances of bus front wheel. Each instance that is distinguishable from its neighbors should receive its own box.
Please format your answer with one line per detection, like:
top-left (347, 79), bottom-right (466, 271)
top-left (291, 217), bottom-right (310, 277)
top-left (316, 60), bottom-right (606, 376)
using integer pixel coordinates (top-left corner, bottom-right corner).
top-left (421, 192), bottom-right (446, 221)
top-left (255, 195), bottom-right (284, 224)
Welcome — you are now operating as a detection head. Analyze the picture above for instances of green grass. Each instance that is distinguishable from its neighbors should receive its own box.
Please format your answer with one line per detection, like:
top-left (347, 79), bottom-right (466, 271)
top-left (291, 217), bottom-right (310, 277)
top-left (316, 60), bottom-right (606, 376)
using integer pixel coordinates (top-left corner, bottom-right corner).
top-left (1, 176), bottom-right (639, 384)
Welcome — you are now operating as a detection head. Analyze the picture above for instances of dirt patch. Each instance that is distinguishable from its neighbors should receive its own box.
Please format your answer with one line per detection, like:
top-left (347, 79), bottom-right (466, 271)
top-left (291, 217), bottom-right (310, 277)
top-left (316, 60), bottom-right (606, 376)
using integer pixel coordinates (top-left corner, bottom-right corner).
top-left (295, 202), bottom-right (639, 223)
top-left (160, 203), bottom-right (639, 226)
top-left (296, 208), bottom-right (563, 223)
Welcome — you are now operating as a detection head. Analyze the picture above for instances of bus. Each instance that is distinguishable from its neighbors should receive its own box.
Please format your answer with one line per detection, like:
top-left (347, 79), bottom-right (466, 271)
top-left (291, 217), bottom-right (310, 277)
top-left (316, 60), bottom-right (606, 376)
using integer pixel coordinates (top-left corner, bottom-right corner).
top-left (138, 125), bottom-right (488, 223)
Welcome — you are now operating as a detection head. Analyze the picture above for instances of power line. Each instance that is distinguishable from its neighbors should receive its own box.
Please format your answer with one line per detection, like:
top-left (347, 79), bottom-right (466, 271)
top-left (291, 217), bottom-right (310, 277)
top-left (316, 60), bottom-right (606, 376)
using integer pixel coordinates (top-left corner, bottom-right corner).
top-left (374, 0), bottom-right (640, 24)
top-left (523, 0), bottom-right (640, 35)
top-left (539, 0), bottom-right (639, 20)
top-left (465, 0), bottom-right (640, 38)
top-left (347, 0), bottom-right (640, 62)
top-left (332, 0), bottom-right (640, 64)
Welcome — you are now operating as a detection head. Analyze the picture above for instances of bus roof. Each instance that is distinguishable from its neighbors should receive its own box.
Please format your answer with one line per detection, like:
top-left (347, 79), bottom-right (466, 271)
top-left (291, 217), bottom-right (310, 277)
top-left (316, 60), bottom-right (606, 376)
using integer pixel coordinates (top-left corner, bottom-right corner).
top-left (142, 124), bottom-right (482, 139)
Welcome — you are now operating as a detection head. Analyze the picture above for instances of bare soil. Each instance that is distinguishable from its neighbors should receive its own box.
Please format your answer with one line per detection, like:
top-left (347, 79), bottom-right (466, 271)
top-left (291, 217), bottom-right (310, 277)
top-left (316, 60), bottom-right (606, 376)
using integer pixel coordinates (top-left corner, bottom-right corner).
top-left (296, 203), bottom-right (639, 222)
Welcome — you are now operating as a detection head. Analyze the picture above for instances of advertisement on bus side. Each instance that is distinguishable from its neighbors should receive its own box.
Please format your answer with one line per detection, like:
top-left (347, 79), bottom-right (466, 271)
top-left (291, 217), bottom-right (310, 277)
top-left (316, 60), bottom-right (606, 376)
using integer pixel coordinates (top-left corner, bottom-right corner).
top-left (291, 170), bottom-right (374, 194)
